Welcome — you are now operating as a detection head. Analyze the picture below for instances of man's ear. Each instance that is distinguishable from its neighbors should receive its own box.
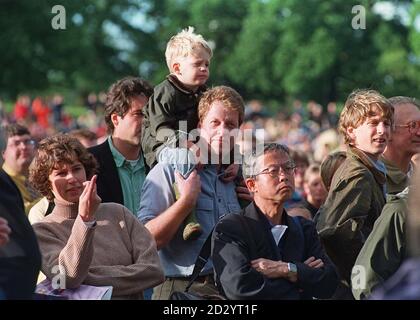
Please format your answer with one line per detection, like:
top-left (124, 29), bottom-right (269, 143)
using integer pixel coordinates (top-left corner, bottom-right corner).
top-left (346, 126), bottom-right (356, 142)
top-left (111, 113), bottom-right (119, 128)
top-left (245, 178), bottom-right (257, 193)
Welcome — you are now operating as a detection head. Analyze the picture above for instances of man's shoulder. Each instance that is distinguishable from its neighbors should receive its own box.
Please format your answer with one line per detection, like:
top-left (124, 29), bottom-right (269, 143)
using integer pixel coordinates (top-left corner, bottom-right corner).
top-left (215, 211), bottom-right (251, 234)
top-left (89, 139), bottom-right (110, 157)
top-left (333, 155), bottom-right (375, 186)
top-left (146, 162), bottom-right (176, 182)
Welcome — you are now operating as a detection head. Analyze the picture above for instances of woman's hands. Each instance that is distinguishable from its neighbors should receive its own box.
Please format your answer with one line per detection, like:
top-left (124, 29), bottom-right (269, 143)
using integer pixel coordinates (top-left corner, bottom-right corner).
top-left (78, 175), bottom-right (101, 222)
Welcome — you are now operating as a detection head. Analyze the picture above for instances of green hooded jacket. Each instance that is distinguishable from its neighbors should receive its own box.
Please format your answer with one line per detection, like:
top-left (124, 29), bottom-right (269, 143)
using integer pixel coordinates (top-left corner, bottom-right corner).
top-left (316, 147), bottom-right (386, 283)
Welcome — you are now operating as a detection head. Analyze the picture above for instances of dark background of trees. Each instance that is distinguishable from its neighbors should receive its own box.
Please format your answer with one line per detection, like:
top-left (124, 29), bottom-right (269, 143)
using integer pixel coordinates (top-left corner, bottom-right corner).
top-left (0, 0), bottom-right (419, 107)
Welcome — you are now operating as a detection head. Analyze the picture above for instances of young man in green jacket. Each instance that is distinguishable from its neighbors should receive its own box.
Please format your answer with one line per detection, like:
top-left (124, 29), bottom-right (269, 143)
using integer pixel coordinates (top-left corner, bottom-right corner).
top-left (315, 89), bottom-right (394, 298)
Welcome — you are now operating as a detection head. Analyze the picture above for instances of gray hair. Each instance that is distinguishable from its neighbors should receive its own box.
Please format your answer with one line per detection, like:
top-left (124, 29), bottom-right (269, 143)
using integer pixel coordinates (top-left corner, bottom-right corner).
top-left (243, 143), bottom-right (290, 179)
top-left (388, 96), bottom-right (419, 108)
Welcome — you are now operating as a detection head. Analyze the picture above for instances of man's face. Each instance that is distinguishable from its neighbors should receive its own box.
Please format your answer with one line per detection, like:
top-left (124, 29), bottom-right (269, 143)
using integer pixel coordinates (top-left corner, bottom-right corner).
top-left (348, 113), bottom-right (391, 159)
top-left (247, 151), bottom-right (295, 205)
top-left (389, 103), bottom-right (420, 158)
top-left (174, 48), bottom-right (210, 91)
top-left (2, 134), bottom-right (35, 173)
top-left (198, 100), bottom-right (239, 162)
top-left (112, 94), bottom-right (148, 147)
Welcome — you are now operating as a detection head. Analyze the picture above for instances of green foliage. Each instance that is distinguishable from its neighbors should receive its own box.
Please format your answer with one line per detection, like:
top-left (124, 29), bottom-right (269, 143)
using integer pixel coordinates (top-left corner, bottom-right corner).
top-left (0, 0), bottom-right (419, 105)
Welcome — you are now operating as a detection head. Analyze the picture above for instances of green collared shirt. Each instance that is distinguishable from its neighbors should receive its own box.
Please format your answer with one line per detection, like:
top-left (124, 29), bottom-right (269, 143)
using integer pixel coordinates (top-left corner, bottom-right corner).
top-left (108, 137), bottom-right (146, 215)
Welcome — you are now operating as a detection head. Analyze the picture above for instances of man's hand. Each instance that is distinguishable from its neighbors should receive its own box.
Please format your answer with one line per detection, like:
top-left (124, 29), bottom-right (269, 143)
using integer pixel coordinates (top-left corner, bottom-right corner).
top-left (235, 179), bottom-right (253, 202)
top-left (175, 170), bottom-right (201, 205)
top-left (251, 258), bottom-right (289, 279)
top-left (0, 217), bottom-right (11, 246)
top-left (304, 256), bottom-right (324, 269)
top-left (79, 175), bottom-right (101, 222)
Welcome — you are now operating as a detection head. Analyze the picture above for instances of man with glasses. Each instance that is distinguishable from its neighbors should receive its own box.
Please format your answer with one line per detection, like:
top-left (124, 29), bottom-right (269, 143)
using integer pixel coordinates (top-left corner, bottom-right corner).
top-left (211, 143), bottom-right (338, 300)
top-left (2, 124), bottom-right (40, 214)
top-left (0, 124), bottom-right (41, 299)
top-left (381, 96), bottom-right (420, 194)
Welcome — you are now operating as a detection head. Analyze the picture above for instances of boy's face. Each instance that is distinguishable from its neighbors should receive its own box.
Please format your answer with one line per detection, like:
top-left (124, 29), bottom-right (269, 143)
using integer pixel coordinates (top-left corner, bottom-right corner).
top-left (173, 47), bottom-right (210, 91)
top-left (347, 114), bottom-right (391, 159)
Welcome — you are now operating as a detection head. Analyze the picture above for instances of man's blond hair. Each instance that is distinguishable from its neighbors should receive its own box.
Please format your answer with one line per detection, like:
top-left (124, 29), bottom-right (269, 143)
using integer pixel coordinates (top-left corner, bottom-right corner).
top-left (165, 26), bottom-right (213, 72)
top-left (198, 86), bottom-right (244, 126)
top-left (339, 89), bottom-right (394, 145)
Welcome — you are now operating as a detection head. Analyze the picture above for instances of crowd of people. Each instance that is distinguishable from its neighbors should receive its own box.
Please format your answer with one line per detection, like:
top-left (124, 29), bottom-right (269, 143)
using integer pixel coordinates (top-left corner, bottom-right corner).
top-left (1, 27), bottom-right (419, 300)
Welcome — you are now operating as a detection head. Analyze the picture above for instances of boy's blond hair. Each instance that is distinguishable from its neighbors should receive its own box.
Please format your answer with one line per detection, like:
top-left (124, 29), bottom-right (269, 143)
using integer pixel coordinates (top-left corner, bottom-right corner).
top-left (339, 89), bottom-right (394, 145)
top-left (165, 26), bottom-right (213, 72)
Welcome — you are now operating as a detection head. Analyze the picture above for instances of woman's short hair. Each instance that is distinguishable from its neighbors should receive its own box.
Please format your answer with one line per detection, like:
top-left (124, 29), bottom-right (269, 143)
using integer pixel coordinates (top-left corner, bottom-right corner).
top-left (339, 89), bottom-right (394, 145)
top-left (29, 134), bottom-right (98, 201)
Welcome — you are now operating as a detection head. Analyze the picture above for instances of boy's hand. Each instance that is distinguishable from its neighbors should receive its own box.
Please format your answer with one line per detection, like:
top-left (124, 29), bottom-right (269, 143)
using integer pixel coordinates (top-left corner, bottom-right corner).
top-left (236, 179), bottom-right (253, 202)
top-left (221, 164), bottom-right (239, 183)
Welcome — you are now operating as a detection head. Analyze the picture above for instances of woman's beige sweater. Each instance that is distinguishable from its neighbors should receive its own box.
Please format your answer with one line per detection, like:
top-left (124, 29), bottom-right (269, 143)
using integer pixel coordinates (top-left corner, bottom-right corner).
top-left (33, 199), bottom-right (164, 299)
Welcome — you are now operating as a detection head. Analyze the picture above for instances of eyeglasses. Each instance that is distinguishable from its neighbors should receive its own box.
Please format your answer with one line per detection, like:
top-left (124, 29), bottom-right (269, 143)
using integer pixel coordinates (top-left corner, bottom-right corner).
top-left (255, 161), bottom-right (296, 178)
top-left (8, 139), bottom-right (36, 148)
top-left (395, 120), bottom-right (420, 134)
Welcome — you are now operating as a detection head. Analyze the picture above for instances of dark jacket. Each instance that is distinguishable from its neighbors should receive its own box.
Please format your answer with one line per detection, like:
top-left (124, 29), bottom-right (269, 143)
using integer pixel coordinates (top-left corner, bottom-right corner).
top-left (211, 202), bottom-right (339, 300)
top-left (89, 139), bottom-right (150, 205)
top-left (0, 169), bottom-right (41, 299)
top-left (315, 147), bottom-right (386, 283)
top-left (89, 140), bottom-right (123, 205)
top-left (141, 74), bottom-right (206, 168)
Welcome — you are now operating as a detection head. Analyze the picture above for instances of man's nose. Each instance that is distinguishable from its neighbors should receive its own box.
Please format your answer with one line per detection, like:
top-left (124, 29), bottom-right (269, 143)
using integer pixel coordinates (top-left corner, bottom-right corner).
top-left (279, 174), bottom-right (289, 182)
top-left (377, 122), bottom-right (386, 134)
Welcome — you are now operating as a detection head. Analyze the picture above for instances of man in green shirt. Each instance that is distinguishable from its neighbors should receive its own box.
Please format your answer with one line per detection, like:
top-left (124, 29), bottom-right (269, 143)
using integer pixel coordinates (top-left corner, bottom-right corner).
top-left (89, 77), bottom-right (153, 215)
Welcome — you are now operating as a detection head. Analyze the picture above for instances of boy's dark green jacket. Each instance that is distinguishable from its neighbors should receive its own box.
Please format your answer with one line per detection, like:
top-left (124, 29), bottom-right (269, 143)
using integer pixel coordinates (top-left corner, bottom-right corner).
top-left (141, 74), bottom-right (206, 168)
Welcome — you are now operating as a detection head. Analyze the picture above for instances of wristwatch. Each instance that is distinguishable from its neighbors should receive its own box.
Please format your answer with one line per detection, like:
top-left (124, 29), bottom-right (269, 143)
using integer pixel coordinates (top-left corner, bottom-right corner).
top-left (287, 263), bottom-right (298, 277)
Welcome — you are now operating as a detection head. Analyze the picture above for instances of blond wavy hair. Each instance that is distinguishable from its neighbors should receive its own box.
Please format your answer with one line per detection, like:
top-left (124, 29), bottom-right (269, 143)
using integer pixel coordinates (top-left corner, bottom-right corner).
top-left (339, 89), bottom-right (394, 145)
top-left (165, 26), bottom-right (213, 72)
top-left (198, 86), bottom-right (244, 125)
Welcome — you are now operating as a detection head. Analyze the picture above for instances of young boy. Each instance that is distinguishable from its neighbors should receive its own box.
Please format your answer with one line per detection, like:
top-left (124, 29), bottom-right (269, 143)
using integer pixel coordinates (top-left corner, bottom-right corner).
top-left (141, 27), bottom-right (239, 241)
top-left (142, 26), bottom-right (212, 167)
top-left (315, 89), bottom-right (393, 297)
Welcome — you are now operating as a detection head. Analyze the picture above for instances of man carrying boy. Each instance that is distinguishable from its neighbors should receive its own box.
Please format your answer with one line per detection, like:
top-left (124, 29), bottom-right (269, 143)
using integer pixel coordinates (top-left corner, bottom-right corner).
top-left (315, 89), bottom-right (393, 296)
top-left (141, 27), bottom-right (244, 241)
top-left (138, 86), bottom-right (244, 300)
